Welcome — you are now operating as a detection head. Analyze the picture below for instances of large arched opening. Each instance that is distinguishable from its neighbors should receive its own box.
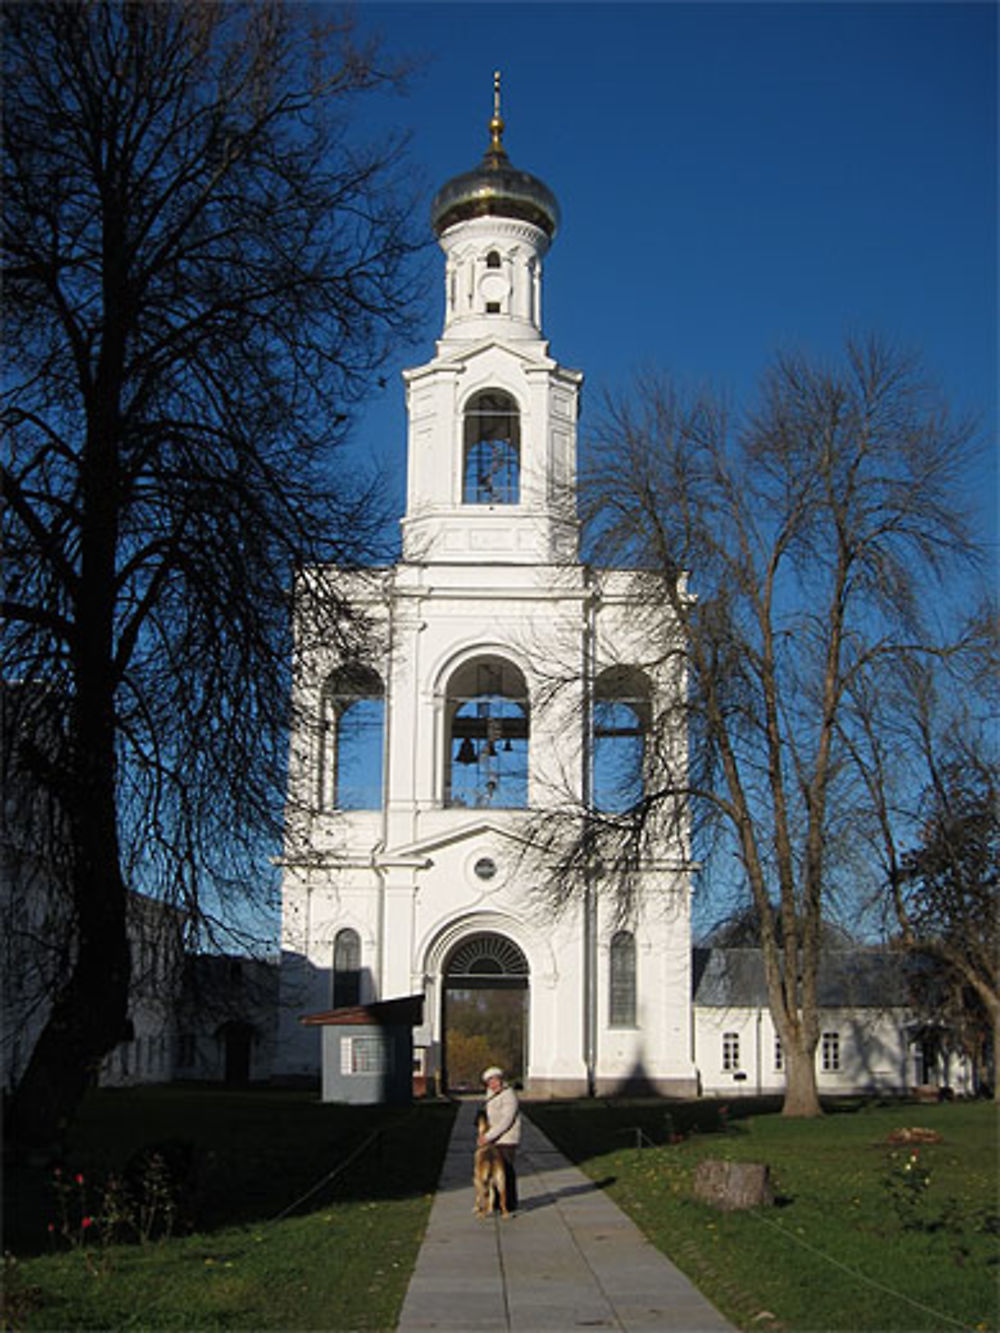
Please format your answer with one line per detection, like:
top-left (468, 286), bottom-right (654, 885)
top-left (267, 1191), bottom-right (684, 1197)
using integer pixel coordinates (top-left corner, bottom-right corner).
top-left (441, 932), bottom-right (529, 1093)
top-left (444, 655), bottom-right (529, 810)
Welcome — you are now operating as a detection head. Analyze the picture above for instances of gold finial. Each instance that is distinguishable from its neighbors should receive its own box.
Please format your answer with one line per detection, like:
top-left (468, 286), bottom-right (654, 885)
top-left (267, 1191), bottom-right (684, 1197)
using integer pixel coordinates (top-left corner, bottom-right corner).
top-left (487, 69), bottom-right (506, 157)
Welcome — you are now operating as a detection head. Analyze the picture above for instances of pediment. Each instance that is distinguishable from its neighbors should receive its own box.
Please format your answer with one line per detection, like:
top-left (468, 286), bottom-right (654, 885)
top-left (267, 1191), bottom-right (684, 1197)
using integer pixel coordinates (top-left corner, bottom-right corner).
top-left (404, 338), bottom-right (558, 383)
top-left (383, 817), bottom-right (530, 864)
top-left (437, 337), bottom-right (555, 372)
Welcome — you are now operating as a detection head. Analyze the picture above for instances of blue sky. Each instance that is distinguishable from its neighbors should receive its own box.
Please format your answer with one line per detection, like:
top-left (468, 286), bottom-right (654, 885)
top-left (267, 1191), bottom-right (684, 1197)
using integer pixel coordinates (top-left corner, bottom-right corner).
top-left (349, 1), bottom-right (997, 561)
top-left (244, 2), bottom-right (996, 945)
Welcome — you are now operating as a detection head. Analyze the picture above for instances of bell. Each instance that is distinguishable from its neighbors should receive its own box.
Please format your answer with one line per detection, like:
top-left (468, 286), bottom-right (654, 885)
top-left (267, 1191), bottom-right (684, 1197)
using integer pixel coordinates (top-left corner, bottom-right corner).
top-left (456, 737), bottom-right (477, 765)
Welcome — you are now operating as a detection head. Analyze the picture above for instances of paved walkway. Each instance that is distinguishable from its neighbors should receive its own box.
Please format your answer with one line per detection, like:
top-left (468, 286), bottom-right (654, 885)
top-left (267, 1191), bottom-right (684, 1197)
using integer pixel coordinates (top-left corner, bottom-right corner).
top-left (397, 1100), bottom-right (734, 1332)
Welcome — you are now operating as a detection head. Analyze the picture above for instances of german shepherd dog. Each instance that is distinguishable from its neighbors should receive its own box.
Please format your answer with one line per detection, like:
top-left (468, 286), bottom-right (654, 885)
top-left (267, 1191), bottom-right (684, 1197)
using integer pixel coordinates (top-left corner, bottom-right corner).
top-left (473, 1110), bottom-right (509, 1218)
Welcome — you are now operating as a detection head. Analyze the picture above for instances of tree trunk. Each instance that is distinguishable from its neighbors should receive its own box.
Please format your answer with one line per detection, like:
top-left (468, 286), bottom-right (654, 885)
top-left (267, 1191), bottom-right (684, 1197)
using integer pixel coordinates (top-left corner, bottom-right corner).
top-left (781, 1036), bottom-right (822, 1117)
top-left (693, 1159), bottom-right (774, 1211)
top-left (7, 770), bottom-right (130, 1155)
top-left (8, 309), bottom-right (134, 1156)
top-left (8, 908), bottom-right (130, 1156)
top-left (8, 648), bottom-right (130, 1155)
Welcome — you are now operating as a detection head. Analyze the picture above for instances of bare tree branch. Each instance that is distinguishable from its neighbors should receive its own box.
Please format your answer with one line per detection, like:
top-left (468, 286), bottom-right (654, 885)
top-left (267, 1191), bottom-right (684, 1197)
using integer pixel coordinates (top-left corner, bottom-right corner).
top-left (525, 337), bottom-right (982, 1115)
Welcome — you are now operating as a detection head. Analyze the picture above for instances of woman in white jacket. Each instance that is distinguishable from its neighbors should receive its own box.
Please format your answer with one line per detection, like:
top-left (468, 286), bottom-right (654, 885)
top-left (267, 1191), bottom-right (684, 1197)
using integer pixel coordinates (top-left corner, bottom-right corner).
top-left (479, 1065), bottom-right (521, 1212)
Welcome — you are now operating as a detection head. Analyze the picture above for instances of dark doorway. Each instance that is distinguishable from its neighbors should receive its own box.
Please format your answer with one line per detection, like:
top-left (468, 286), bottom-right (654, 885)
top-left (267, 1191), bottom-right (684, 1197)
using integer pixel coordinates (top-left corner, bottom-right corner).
top-left (442, 932), bottom-right (528, 1093)
top-left (221, 1022), bottom-right (253, 1084)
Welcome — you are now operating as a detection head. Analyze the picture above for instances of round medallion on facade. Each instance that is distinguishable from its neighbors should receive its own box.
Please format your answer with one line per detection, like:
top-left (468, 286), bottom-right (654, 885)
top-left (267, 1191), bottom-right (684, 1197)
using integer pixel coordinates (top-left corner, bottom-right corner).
top-left (466, 850), bottom-right (505, 891)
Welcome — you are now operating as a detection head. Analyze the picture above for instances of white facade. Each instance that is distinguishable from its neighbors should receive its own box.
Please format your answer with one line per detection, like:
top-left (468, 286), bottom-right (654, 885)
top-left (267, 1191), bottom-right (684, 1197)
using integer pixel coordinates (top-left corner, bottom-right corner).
top-left (694, 1005), bottom-right (975, 1101)
top-left (696, 1005), bottom-right (923, 1099)
top-left (97, 893), bottom-right (183, 1088)
top-left (277, 90), bottom-right (697, 1097)
top-left (692, 949), bottom-right (977, 1100)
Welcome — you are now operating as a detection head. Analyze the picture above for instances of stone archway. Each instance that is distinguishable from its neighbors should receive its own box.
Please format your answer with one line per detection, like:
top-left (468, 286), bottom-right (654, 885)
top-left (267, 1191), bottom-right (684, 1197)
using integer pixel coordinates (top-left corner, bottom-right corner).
top-left (442, 932), bottom-right (529, 1093)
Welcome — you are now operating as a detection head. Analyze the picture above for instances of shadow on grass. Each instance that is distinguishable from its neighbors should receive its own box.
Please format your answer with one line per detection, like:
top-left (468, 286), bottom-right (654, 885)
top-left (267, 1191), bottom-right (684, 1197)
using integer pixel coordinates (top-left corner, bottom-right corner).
top-left (526, 1093), bottom-right (903, 1171)
top-left (5, 1085), bottom-right (458, 1257)
top-left (527, 1094), bottom-right (784, 1166)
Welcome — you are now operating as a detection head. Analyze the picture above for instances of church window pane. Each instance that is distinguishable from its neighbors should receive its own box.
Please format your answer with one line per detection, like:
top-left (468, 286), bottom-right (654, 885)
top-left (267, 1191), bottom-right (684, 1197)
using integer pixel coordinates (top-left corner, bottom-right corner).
top-left (333, 928), bottom-right (361, 1008)
top-left (593, 667), bottom-right (651, 812)
top-left (445, 658), bottom-right (529, 809)
top-left (323, 666), bottom-right (384, 810)
top-left (463, 391), bottom-right (520, 504)
top-left (609, 930), bottom-right (636, 1027)
top-left (486, 250), bottom-right (502, 268)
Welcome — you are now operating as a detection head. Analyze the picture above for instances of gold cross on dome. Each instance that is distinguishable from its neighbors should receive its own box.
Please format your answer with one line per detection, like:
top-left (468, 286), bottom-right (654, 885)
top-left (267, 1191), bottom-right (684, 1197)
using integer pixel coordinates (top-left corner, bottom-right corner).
top-left (488, 69), bottom-right (505, 154)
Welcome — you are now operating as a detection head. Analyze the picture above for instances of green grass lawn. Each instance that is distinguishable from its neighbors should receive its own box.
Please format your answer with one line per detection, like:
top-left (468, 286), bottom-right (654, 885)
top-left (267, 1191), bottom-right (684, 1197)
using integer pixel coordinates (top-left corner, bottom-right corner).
top-left (527, 1097), bottom-right (999, 1333)
top-left (5, 1088), bottom-right (997, 1333)
top-left (4, 1086), bottom-right (456, 1330)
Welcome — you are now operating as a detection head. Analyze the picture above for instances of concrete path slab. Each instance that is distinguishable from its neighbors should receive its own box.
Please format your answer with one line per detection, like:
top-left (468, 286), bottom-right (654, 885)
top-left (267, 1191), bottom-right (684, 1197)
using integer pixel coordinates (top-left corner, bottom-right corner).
top-left (397, 1101), bottom-right (734, 1332)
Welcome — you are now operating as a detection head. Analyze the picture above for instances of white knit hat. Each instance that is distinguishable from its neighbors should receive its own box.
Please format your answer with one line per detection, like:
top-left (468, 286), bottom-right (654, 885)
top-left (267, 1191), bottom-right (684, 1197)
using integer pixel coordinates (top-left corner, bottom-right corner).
top-left (481, 1066), bottom-right (503, 1083)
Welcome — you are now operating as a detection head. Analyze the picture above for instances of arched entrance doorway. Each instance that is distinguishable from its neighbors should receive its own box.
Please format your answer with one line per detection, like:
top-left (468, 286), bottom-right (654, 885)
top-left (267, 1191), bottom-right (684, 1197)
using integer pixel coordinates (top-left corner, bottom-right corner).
top-left (442, 932), bottom-right (528, 1093)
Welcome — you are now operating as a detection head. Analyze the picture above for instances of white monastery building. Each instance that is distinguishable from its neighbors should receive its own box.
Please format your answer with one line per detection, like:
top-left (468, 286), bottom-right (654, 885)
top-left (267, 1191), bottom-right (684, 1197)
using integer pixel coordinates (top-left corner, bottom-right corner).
top-left (276, 82), bottom-right (971, 1102)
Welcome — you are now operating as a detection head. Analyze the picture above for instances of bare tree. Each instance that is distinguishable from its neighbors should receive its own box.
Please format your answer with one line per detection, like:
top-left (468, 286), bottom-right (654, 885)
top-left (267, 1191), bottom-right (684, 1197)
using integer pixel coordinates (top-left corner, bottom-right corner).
top-left (900, 757), bottom-right (998, 1097)
top-left (534, 338), bottom-right (979, 1116)
top-left (843, 620), bottom-right (999, 1099)
top-left (2, 0), bottom-right (425, 1150)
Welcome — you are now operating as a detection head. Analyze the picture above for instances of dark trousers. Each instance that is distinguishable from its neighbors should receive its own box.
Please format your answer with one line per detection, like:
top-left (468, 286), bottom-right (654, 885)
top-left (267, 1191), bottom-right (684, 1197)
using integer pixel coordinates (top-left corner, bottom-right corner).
top-left (498, 1145), bottom-right (518, 1210)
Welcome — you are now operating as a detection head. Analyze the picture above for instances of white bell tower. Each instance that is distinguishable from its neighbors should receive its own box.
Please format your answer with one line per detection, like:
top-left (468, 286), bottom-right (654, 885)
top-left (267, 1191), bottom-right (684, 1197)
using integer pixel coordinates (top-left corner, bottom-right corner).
top-left (401, 73), bottom-right (582, 566)
top-left (278, 76), bottom-right (696, 1101)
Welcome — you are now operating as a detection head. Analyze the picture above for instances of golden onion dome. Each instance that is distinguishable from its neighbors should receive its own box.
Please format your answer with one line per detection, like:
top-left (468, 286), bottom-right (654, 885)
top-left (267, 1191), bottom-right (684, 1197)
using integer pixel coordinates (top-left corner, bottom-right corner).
top-left (431, 72), bottom-right (559, 240)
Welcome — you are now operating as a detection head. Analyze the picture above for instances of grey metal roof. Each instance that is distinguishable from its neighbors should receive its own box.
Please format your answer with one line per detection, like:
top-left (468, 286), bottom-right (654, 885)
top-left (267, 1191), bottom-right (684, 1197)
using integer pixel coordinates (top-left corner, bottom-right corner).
top-left (692, 947), bottom-right (911, 1008)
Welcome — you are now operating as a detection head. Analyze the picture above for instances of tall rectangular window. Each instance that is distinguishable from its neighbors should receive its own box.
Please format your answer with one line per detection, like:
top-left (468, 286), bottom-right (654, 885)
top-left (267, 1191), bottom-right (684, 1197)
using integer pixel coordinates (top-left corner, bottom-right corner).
top-left (609, 931), bottom-right (637, 1027)
top-left (323, 665), bottom-right (385, 811)
top-left (722, 1031), bottom-right (740, 1071)
top-left (333, 929), bottom-right (362, 1009)
top-left (335, 698), bottom-right (384, 810)
top-left (821, 1031), bottom-right (841, 1072)
top-left (592, 668), bottom-right (651, 814)
top-left (463, 391), bottom-right (520, 504)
